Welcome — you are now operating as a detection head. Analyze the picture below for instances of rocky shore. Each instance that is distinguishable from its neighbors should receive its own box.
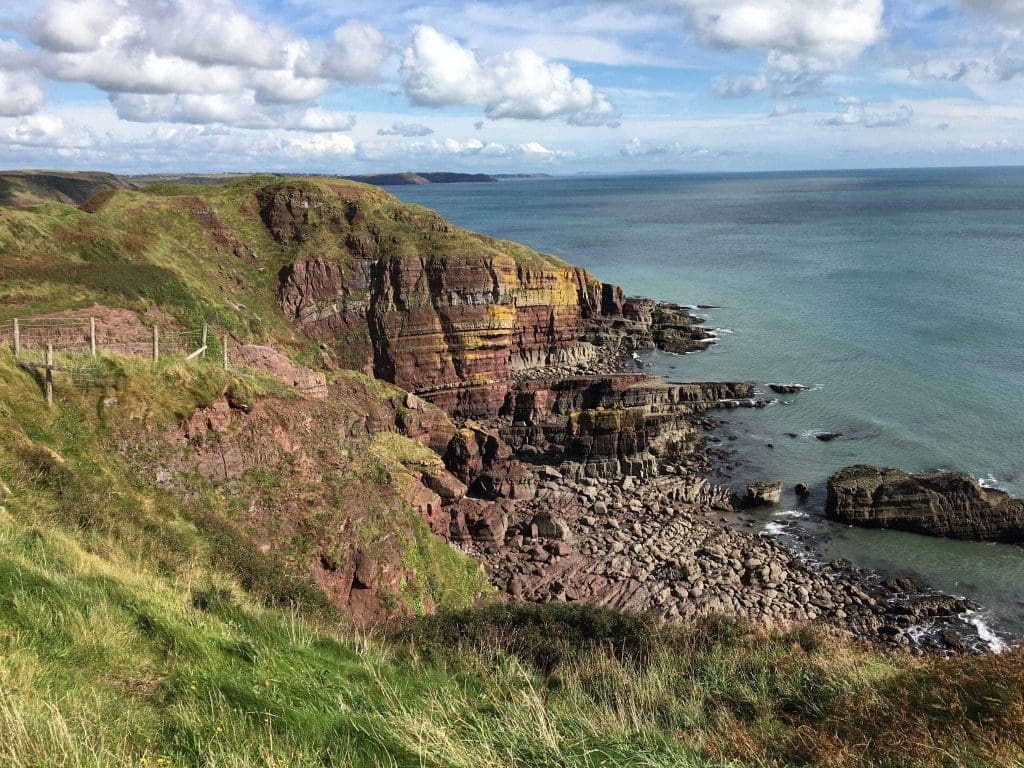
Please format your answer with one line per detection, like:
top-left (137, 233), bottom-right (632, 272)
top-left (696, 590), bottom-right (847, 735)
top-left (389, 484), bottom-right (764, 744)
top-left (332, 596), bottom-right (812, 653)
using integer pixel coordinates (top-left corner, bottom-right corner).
top-left (258, 179), bottom-right (990, 652)
top-left (423, 306), bottom-right (985, 654)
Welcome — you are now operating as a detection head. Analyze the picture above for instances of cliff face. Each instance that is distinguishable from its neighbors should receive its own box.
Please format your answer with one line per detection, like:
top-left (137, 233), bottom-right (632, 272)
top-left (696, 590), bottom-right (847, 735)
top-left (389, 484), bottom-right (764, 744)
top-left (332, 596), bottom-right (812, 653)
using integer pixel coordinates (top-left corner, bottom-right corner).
top-left (268, 182), bottom-right (624, 416)
top-left (826, 465), bottom-right (1024, 542)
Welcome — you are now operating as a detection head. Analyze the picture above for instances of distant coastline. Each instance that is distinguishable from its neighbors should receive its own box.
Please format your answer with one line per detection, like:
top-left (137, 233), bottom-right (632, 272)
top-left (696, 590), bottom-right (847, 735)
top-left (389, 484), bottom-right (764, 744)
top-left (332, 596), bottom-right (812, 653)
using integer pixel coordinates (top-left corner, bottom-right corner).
top-left (0, 170), bottom-right (555, 207)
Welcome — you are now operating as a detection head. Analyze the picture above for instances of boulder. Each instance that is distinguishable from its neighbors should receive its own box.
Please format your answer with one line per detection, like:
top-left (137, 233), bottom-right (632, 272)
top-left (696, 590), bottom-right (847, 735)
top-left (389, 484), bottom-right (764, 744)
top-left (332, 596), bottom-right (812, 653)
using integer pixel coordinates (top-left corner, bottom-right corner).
top-left (449, 498), bottom-right (509, 544)
top-left (825, 465), bottom-right (1024, 542)
top-left (530, 514), bottom-right (571, 541)
top-left (745, 481), bottom-right (783, 506)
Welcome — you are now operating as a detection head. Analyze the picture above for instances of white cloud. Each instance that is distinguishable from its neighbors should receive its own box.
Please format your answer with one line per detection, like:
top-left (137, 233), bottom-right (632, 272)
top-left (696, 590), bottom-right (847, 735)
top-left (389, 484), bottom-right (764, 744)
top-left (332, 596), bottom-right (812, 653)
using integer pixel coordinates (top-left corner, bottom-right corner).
top-left (0, 72), bottom-right (43, 116)
top-left (621, 137), bottom-right (714, 158)
top-left (400, 26), bottom-right (619, 127)
top-left (666, 0), bottom-right (885, 72)
top-left (321, 21), bottom-right (390, 84)
top-left (377, 121), bottom-right (434, 136)
top-left (30, 0), bottom-right (119, 53)
top-left (295, 107), bottom-right (356, 132)
top-left (401, 26), bottom-right (489, 107)
top-left (712, 74), bottom-right (769, 98)
top-left (278, 132), bottom-right (356, 157)
top-left (110, 92), bottom-right (355, 132)
top-left (31, 0), bottom-right (292, 68)
top-left (250, 42), bottom-right (329, 104)
top-left (820, 103), bottom-right (914, 127)
top-left (2, 114), bottom-right (82, 150)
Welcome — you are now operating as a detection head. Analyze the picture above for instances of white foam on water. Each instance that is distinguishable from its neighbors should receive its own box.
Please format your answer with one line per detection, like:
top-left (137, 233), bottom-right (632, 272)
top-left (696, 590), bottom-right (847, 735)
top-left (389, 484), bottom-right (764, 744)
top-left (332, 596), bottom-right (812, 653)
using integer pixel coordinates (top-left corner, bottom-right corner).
top-left (760, 522), bottom-right (788, 537)
top-left (716, 327), bottom-right (736, 335)
top-left (964, 611), bottom-right (1007, 653)
top-left (773, 509), bottom-right (808, 519)
top-left (978, 474), bottom-right (1001, 490)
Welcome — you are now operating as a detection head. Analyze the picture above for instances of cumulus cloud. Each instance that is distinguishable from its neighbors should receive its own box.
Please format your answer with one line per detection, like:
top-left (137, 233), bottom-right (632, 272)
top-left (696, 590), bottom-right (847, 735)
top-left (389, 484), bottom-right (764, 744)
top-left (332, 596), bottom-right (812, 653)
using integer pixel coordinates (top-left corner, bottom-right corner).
top-left (110, 92), bottom-right (355, 132)
top-left (400, 26), bottom-right (619, 126)
top-left (321, 21), bottom-right (390, 84)
top-left (666, 0), bottom-right (884, 72)
top-left (21, 0), bottom-right (369, 122)
top-left (0, 73), bottom-right (44, 116)
top-left (377, 121), bottom-right (434, 137)
top-left (820, 103), bottom-right (913, 127)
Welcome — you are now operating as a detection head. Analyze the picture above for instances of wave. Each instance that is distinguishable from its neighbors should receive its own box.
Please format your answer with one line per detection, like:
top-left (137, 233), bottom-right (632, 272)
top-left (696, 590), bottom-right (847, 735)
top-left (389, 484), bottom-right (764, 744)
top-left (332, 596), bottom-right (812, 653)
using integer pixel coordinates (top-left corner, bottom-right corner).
top-left (963, 610), bottom-right (1007, 653)
top-left (978, 474), bottom-right (1001, 490)
top-left (773, 509), bottom-right (808, 519)
top-left (760, 522), bottom-right (793, 537)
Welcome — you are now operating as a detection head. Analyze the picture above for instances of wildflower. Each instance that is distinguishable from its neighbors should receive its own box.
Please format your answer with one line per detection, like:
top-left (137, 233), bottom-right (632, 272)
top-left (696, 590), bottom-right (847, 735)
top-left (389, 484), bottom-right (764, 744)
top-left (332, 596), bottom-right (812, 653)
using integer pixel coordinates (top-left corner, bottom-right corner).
top-left (215, 726), bottom-right (223, 734)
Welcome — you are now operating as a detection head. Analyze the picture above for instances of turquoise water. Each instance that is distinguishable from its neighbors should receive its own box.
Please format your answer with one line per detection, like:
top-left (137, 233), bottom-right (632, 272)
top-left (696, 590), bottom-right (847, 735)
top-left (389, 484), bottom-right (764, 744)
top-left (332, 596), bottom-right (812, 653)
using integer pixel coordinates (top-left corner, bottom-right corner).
top-left (389, 169), bottom-right (1024, 640)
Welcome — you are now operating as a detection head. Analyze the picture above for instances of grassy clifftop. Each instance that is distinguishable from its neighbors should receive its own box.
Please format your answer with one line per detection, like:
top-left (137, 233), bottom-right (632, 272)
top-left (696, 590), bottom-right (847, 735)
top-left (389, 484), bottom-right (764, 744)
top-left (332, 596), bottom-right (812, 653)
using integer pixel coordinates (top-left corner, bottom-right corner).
top-left (0, 175), bottom-right (567, 341)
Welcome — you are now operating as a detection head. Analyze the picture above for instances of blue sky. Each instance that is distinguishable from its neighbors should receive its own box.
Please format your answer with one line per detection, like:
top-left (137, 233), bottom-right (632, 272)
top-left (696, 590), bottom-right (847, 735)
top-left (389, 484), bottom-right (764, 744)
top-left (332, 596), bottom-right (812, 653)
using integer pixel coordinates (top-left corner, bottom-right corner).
top-left (1, 0), bottom-right (1023, 173)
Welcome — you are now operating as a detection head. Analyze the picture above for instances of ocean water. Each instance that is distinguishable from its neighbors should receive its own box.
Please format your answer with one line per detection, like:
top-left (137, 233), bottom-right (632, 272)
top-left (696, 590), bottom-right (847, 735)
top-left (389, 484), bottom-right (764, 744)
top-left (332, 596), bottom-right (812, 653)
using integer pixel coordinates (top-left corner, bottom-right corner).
top-left (388, 168), bottom-right (1024, 640)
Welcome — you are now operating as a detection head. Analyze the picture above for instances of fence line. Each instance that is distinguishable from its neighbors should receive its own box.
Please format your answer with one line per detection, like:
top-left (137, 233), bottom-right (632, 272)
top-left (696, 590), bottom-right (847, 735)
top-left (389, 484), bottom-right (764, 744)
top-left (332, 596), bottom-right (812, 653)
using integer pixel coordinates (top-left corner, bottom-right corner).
top-left (5, 317), bottom-right (225, 406)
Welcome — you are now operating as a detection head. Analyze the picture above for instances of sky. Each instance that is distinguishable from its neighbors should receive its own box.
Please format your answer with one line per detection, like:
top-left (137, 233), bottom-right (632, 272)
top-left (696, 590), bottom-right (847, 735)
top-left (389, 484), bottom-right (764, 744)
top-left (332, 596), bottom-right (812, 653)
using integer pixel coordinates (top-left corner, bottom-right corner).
top-left (1, 0), bottom-right (1024, 174)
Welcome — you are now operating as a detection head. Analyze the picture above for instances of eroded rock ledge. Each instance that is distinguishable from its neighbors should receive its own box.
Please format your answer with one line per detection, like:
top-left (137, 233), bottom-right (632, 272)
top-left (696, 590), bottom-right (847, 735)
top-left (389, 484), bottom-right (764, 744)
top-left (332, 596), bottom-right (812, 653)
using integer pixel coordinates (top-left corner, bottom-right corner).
top-left (826, 465), bottom-right (1024, 542)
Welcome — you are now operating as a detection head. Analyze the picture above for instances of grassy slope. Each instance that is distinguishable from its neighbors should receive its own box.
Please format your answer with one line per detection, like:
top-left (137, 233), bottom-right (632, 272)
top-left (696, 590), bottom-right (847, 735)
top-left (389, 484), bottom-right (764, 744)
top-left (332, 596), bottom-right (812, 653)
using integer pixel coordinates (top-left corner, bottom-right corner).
top-left (0, 178), bottom-right (1022, 767)
top-left (0, 175), bottom-right (567, 338)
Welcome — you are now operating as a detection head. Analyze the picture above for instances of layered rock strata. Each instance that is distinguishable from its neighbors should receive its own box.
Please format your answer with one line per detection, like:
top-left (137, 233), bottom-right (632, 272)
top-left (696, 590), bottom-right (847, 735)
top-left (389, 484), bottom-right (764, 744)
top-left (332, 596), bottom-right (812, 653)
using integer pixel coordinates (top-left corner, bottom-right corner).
top-left (826, 465), bottom-right (1024, 542)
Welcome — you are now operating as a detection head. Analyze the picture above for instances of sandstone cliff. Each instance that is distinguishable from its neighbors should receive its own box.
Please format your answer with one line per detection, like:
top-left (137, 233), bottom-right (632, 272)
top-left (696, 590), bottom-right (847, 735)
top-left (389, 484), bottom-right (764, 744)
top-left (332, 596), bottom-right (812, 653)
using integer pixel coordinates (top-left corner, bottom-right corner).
top-left (826, 465), bottom-right (1024, 542)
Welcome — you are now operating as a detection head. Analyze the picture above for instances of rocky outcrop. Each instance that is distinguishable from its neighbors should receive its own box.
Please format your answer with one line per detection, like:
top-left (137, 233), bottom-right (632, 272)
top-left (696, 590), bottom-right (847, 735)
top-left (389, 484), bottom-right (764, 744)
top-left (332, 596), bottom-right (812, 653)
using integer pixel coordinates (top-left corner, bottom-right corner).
top-left (826, 465), bottom-right (1024, 542)
top-left (746, 481), bottom-right (782, 506)
top-left (235, 344), bottom-right (328, 398)
top-left (498, 375), bottom-right (757, 479)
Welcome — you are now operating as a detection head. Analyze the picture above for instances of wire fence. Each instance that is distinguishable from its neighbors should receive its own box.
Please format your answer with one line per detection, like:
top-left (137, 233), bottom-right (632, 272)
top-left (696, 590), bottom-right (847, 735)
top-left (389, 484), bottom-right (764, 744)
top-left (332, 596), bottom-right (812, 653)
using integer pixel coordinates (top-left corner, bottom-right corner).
top-left (3, 316), bottom-right (220, 404)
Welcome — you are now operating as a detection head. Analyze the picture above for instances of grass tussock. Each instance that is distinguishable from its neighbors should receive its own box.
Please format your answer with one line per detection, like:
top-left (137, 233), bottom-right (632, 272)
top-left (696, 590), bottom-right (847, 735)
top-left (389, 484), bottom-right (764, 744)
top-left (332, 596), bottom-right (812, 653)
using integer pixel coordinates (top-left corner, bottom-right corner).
top-left (398, 605), bottom-right (1024, 768)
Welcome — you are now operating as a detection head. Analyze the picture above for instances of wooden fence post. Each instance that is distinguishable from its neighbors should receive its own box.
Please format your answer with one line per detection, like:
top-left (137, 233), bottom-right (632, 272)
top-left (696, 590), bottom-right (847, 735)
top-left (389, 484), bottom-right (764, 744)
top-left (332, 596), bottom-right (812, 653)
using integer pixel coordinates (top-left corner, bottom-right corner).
top-left (152, 325), bottom-right (160, 363)
top-left (222, 335), bottom-right (229, 369)
top-left (202, 323), bottom-right (208, 358)
top-left (13, 318), bottom-right (19, 357)
top-left (45, 344), bottom-right (53, 407)
top-left (89, 317), bottom-right (97, 357)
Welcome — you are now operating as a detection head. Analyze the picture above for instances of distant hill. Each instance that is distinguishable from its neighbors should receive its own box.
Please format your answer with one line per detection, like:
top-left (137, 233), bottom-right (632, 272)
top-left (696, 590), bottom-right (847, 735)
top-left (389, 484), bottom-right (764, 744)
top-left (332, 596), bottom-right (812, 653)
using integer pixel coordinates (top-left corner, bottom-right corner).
top-left (0, 171), bottom-right (138, 207)
top-left (0, 169), bottom-right (506, 209)
top-left (342, 172), bottom-right (498, 185)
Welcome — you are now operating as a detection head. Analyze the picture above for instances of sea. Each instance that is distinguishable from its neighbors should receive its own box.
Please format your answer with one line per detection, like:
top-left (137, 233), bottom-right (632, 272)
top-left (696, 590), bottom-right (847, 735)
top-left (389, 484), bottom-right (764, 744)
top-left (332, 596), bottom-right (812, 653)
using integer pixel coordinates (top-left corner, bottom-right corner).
top-left (387, 167), bottom-right (1024, 645)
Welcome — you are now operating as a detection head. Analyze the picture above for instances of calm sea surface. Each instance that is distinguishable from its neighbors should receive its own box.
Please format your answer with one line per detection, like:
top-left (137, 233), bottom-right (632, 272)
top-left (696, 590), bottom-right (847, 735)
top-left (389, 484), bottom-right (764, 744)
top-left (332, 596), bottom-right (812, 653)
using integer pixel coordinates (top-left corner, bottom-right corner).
top-left (388, 168), bottom-right (1024, 641)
